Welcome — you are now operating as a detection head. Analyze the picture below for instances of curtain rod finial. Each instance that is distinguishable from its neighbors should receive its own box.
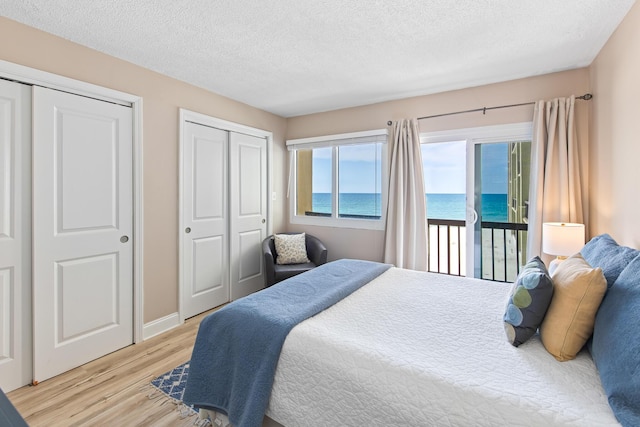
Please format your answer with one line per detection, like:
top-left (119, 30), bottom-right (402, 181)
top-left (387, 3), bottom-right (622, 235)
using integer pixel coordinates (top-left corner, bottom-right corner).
top-left (583, 93), bottom-right (593, 100)
top-left (387, 120), bottom-right (393, 126)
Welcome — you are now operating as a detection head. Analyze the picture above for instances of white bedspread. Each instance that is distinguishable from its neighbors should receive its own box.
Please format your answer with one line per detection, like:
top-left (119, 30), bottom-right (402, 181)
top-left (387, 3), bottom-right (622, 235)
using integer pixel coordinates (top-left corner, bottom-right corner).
top-left (266, 268), bottom-right (619, 426)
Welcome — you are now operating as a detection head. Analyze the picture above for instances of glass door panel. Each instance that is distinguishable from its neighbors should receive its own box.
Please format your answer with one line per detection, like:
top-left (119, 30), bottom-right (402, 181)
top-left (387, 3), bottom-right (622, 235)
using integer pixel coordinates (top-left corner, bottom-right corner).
top-left (468, 141), bottom-right (530, 281)
top-left (422, 141), bottom-right (467, 276)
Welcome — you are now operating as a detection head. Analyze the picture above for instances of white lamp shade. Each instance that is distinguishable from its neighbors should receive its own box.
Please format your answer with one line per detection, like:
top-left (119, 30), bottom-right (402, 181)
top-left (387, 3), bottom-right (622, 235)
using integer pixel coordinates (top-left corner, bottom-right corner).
top-left (542, 222), bottom-right (585, 256)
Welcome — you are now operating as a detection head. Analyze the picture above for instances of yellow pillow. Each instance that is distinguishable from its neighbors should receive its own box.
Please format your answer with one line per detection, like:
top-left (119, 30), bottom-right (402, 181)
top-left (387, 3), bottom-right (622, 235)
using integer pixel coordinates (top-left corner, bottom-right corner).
top-left (540, 253), bottom-right (606, 361)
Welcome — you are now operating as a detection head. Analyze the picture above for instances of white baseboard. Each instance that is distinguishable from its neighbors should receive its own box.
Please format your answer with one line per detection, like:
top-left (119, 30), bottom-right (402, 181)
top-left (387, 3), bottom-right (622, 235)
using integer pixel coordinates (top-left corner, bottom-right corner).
top-left (142, 312), bottom-right (181, 340)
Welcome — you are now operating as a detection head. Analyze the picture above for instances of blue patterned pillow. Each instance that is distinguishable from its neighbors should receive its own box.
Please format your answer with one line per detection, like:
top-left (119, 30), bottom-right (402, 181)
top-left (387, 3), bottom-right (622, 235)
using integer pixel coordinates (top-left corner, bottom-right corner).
top-left (581, 234), bottom-right (639, 289)
top-left (504, 256), bottom-right (554, 347)
top-left (591, 254), bottom-right (640, 426)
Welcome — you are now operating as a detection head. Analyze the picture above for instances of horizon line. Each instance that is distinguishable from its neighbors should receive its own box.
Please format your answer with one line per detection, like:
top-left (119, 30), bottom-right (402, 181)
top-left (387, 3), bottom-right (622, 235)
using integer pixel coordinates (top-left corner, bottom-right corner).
top-left (312, 192), bottom-right (508, 195)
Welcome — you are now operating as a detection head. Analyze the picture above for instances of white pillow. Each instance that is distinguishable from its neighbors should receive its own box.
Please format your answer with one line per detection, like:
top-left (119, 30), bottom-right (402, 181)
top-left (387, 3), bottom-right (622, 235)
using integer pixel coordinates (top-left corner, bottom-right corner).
top-left (274, 233), bottom-right (310, 265)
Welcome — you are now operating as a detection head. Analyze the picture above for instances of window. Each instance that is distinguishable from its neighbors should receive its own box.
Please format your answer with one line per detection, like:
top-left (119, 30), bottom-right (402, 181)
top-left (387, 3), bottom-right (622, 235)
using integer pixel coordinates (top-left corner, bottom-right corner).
top-left (287, 129), bottom-right (388, 230)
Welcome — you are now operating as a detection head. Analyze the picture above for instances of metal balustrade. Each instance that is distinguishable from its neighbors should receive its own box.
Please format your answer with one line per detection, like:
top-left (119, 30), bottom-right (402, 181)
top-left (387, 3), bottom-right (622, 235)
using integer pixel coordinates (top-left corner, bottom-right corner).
top-left (427, 219), bottom-right (528, 282)
top-left (302, 212), bottom-right (527, 282)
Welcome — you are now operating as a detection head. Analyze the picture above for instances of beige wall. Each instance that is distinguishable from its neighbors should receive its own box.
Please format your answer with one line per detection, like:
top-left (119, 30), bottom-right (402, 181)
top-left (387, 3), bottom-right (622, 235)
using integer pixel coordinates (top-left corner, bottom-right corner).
top-left (286, 70), bottom-right (591, 262)
top-left (5, 4), bottom-right (634, 325)
top-left (0, 18), bottom-right (288, 323)
top-left (589, 1), bottom-right (640, 248)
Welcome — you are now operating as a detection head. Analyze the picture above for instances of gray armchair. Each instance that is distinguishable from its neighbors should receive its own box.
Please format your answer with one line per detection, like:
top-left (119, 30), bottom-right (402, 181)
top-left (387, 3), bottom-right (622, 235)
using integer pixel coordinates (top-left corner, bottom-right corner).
top-left (262, 233), bottom-right (328, 287)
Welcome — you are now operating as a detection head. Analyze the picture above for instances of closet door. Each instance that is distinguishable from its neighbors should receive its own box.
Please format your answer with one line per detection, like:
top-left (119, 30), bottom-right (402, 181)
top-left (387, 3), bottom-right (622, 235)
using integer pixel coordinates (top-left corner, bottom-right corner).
top-left (0, 80), bottom-right (31, 392)
top-left (180, 112), bottom-right (270, 316)
top-left (32, 87), bottom-right (133, 383)
top-left (181, 122), bottom-right (229, 319)
top-left (229, 132), bottom-right (267, 300)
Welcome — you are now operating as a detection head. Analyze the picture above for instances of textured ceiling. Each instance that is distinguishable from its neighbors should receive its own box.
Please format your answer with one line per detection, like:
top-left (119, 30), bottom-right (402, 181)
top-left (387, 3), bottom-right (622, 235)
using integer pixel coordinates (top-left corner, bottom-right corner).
top-left (1, 0), bottom-right (636, 117)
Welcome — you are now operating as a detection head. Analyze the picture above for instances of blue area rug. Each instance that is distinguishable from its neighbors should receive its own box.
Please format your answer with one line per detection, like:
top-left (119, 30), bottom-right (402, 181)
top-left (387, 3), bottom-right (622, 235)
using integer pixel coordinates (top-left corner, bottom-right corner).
top-left (150, 361), bottom-right (196, 415)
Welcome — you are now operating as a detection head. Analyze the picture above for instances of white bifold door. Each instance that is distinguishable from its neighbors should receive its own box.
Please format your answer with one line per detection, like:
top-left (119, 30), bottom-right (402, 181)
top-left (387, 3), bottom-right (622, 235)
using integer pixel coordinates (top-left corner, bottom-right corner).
top-left (32, 87), bottom-right (133, 383)
top-left (0, 80), bottom-right (32, 392)
top-left (229, 132), bottom-right (268, 301)
top-left (182, 120), bottom-right (267, 319)
top-left (182, 123), bottom-right (230, 318)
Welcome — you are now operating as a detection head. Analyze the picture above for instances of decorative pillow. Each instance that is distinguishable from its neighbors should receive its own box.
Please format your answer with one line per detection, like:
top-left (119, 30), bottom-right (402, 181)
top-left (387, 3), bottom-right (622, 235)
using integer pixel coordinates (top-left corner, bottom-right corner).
top-left (581, 233), bottom-right (639, 289)
top-left (274, 233), bottom-right (310, 265)
top-left (503, 256), bottom-right (554, 347)
top-left (591, 253), bottom-right (640, 426)
top-left (539, 253), bottom-right (606, 361)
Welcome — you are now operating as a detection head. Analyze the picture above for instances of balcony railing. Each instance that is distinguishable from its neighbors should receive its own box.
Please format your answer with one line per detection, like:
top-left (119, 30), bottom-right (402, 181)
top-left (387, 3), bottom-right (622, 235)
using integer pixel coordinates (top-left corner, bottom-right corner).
top-left (427, 219), bottom-right (528, 282)
top-left (305, 211), bottom-right (381, 220)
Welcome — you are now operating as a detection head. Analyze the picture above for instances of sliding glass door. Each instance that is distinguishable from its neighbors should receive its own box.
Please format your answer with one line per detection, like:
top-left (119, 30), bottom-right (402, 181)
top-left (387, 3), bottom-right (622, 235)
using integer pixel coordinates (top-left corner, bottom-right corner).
top-left (422, 123), bottom-right (532, 282)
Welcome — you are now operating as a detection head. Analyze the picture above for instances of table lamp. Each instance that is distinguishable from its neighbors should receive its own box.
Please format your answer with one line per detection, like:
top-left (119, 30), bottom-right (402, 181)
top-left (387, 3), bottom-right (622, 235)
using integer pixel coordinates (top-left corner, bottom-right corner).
top-left (542, 222), bottom-right (585, 274)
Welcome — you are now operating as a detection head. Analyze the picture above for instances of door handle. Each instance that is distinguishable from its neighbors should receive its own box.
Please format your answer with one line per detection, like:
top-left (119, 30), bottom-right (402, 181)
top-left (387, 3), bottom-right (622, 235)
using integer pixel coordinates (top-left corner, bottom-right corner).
top-left (120, 235), bottom-right (129, 243)
top-left (185, 227), bottom-right (191, 233)
top-left (261, 219), bottom-right (265, 224)
top-left (466, 207), bottom-right (478, 224)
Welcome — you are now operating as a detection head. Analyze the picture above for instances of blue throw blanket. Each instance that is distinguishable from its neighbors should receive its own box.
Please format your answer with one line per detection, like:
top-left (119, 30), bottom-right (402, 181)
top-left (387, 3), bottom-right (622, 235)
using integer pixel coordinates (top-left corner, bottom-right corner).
top-left (183, 259), bottom-right (391, 427)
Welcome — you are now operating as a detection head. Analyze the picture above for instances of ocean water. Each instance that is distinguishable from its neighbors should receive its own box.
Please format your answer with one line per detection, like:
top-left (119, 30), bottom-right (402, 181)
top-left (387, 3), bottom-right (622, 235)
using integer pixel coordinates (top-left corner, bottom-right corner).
top-left (312, 193), bottom-right (508, 222)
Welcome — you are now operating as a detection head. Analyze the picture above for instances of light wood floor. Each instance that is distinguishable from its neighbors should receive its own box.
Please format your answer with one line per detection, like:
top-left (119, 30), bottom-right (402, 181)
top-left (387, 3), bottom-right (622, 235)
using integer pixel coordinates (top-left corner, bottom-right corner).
top-left (7, 309), bottom-right (215, 427)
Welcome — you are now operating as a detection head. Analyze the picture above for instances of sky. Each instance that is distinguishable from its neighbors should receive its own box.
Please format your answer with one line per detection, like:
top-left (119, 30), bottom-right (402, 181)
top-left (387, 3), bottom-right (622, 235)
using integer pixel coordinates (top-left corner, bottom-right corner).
top-left (312, 144), bottom-right (382, 193)
top-left (421, 141), bottom-right (508, 194)
top-left (312, 141), bottom-right (508, 194)
top-left (480, 143), bottom-right (509, 194)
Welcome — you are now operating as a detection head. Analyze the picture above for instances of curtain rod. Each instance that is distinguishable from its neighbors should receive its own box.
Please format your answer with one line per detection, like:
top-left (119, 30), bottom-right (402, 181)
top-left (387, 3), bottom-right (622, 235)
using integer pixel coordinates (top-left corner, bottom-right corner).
top-left (386, 93), bottom-right (593, 125)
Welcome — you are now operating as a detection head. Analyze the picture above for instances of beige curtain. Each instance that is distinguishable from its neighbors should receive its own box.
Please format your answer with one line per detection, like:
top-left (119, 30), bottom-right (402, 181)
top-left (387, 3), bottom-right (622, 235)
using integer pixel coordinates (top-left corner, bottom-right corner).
top-left (383, 119), bottom-right (428, 270)
top-left (527, 95), bottom-right (584, 258)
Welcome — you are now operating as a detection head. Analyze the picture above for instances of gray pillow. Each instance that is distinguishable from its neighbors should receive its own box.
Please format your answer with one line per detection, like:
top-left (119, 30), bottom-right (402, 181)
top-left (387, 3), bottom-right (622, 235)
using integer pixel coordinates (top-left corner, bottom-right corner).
top-left (504, 256), bottom-right (554, 347)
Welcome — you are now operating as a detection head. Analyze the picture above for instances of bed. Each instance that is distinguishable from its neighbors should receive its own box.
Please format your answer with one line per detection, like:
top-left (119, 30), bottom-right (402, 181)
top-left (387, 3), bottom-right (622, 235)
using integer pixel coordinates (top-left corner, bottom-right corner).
top-left (184, 234), bottom-right (640, 427)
